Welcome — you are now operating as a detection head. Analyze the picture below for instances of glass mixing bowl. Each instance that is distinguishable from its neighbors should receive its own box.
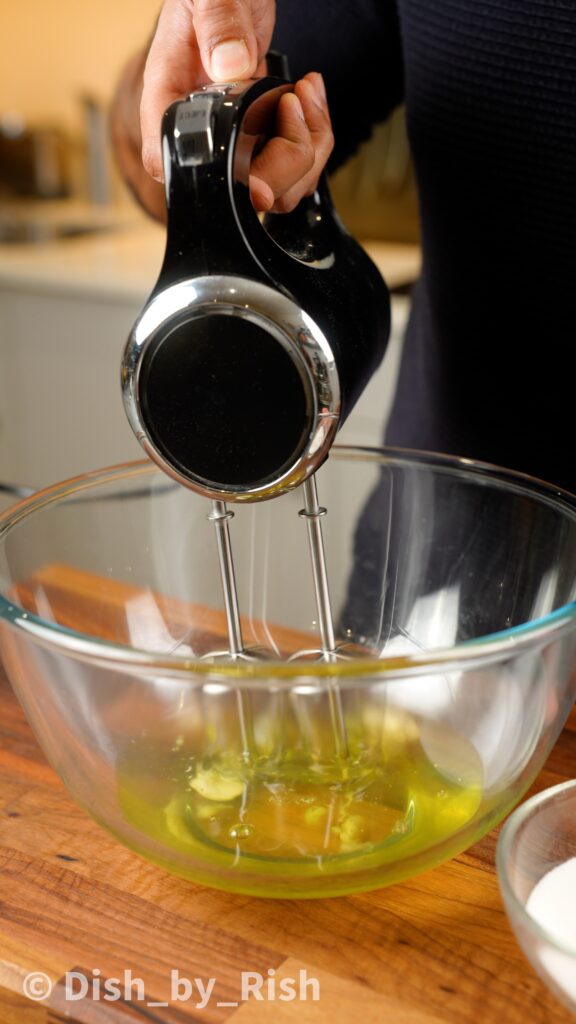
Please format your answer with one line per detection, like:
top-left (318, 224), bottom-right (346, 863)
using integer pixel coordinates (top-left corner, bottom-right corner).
top-left (0, 447), bottom-right (575, 898)
top-left (497, 780), bottom-right (576, 1013)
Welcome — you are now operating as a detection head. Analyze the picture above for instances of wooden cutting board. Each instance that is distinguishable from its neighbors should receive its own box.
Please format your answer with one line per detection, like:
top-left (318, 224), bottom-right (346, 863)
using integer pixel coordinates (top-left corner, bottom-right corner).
top-left (0, 567), bottom-right (575, 1023)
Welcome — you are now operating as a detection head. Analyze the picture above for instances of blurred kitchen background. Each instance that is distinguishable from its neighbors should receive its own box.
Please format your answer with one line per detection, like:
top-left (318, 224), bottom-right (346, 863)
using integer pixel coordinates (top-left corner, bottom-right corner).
top-left (0, 1), bottom-right (420, 497)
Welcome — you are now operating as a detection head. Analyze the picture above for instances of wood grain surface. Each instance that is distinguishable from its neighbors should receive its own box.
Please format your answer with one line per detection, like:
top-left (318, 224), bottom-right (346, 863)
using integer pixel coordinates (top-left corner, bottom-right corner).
top-left (0, 572), bottom-right (575, 1023)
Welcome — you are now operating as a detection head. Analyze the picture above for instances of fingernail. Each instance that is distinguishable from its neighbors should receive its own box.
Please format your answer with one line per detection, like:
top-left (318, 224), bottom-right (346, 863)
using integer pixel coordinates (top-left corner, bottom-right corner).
top-left (210, 39), bottom-right (250, 81)
top-left (291, 93), bottom-right (307, 123)
top-left (142, 146), bottom-right (164, 183)
top-left (315, 74), bottom-right (327, 104)
top-left (302, 79), bottom-right (324, 115)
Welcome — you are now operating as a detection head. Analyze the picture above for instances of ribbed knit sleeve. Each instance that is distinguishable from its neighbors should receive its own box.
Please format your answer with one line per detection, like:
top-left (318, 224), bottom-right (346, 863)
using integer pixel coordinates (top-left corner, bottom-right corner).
top-left (386, 1), bottom-right (576, 492)
top-left (272, 0), bottom-right (404, 170)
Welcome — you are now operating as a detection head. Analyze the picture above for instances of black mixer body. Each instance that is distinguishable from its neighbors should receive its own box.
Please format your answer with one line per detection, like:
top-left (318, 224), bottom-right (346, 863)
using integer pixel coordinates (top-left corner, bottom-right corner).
top-left (122, 76), bottom-right (390, 501)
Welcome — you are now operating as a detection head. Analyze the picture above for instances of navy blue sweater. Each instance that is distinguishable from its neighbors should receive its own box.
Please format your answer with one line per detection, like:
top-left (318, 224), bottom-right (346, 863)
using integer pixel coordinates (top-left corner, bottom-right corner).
top-left (273, 1), bottom-right (576, 494)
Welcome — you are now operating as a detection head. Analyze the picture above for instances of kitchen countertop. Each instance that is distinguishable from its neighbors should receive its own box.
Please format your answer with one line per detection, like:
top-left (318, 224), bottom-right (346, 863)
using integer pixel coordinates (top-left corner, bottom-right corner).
top-left (0, 205), bottom-right (421, 301)
top-left (0, 212), bottom-right (166, 301)
top-left (0, 662), bottom-right (573, 1024)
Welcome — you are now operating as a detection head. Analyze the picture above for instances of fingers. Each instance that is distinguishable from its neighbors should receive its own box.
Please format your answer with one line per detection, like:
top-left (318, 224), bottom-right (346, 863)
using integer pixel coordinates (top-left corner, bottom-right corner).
top-left (193, 0), bottom-right (259, 82)
top-left (140, 0), bottom-right (274, 181)
top-left (250, 72), bottom-right (334, 213)
top-left (139, 0), bottom-right (331, 215)
top-left (141, 0), bottom-right (202, 180)
top-left (249, 93), bottom-right (315, 209)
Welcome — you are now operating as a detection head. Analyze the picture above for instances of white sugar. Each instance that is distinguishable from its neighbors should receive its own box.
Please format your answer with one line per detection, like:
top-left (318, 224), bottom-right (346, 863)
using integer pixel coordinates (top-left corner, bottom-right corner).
top-left (527, 857), bottom-right (576, 949)
top-left (526, 857), bottom-right (576, 1003)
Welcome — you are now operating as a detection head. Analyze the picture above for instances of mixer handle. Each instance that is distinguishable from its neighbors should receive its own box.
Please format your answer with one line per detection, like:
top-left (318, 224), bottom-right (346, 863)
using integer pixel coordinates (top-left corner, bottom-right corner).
top-left (265, 49), bottom-right (291, 79)
top-left (158, 74), bottom-right (344, 286)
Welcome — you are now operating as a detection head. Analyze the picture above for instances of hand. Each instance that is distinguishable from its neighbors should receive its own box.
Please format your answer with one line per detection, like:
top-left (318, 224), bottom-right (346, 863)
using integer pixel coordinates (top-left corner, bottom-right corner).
top-left (113, 0), bottom-right (333, 218)
top-left (247, 72), bottom-right (334, 213)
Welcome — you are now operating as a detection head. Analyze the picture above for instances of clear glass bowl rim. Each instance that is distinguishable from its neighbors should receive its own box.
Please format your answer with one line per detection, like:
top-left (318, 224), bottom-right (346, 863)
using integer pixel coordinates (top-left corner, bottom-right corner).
top-left (0, 444), bottom-right (575, 683)
top-left (496, 778), bottom-right (576, 958)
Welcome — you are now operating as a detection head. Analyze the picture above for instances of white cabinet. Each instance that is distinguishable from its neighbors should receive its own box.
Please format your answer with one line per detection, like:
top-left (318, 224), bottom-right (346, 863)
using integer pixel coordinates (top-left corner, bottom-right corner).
top-left (0, 283), bottom-right (145, 489)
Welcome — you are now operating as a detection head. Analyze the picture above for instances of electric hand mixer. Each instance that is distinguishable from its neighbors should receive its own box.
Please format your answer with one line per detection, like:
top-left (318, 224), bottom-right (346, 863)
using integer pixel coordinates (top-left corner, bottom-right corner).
top-left (122, 73), bottom-right (390, 758)
top-left (0, 79), bottom-right (570, 896)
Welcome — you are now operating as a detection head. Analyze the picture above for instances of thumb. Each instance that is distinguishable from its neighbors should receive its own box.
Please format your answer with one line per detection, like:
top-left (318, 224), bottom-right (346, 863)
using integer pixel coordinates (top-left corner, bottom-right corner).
top-left (193, 0), bottom-right (259, 82)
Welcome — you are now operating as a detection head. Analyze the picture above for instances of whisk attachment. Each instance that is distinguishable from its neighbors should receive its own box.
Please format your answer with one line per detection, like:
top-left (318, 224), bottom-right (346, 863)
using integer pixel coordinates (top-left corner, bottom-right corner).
top-left (207, 500), bottom-right (255, 758)
top-left (299, 475), bottom-right (349, 759)
top-left (299, 476), bottom-right (337, 656)
top-left (207, 501), bottom-right (244, 657)
top-left (206, 478), bottom-right (350, 760)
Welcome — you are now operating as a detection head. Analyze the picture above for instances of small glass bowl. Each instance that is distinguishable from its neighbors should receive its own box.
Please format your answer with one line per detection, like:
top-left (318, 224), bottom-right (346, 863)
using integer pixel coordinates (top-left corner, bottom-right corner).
top-left (497, 779), bottom-right (576, 1013)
